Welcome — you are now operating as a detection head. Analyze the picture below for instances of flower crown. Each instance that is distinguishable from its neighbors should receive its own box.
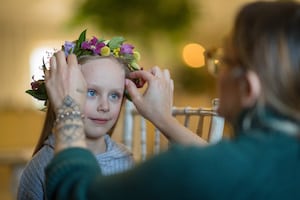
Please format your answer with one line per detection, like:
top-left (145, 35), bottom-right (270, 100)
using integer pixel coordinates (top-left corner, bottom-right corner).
top-left (26, 29), bottom-right (142, 104)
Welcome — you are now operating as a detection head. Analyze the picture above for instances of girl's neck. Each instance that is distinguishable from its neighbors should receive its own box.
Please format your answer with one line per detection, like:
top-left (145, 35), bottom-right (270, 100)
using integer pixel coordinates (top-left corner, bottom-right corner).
top-left (85, 135), bottom-right (107, 154)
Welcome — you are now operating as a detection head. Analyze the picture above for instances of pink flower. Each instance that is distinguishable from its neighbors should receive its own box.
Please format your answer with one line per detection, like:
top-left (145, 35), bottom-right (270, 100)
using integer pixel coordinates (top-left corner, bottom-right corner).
top-left (30, 78), bottom-right (43, 91)
top-left (81, 37), bottom-right (105, 55)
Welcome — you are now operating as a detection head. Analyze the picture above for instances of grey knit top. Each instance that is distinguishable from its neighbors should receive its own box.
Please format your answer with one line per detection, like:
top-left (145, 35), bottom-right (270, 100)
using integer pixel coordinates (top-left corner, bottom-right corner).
top-left (17, 134), bottom-right (134, 200)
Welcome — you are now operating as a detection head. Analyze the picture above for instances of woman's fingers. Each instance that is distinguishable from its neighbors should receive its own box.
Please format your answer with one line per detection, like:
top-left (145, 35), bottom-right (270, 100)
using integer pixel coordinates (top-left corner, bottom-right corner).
top-left (44, 50), bottom-right (86, 112)
top-left (50, 55), bottom-right (57, 70)
top-left (128, 70), bottom-right (154, 82)
top-left (170, 79), bottom-right (174, 92)
top-left (49, 55), bottom-right (57, 77)
top-left (125, 79), bottom-right (140, 102)
top-left (126, 66), bottom-right (174, 125)
top-left (151, 67), bottom-right (171, 82)
top-left (67, 54), bottom-right (78, 68)
top-left (55, 51), bottom-right (67, 74)
top-left (129, 67), bottom-right (171, 84)
top-left (163, 69), bottom-right (170, 80)
top-left (151, 66), bottom-right (163, 78)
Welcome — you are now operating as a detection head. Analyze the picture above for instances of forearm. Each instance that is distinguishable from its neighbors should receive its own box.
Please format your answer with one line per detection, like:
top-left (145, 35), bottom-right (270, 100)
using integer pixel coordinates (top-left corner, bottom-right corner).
top-left (154, 116), bottom-right (207, 146)
top-left (53, 95), bottom-right (87, 153)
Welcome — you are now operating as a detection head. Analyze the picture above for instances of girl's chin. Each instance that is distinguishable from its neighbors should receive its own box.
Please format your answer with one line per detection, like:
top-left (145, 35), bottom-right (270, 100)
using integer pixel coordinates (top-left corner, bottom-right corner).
top-left (84, 130), bottom-right (108, 139)
top-left (85, 134), bottom-right (106, 141)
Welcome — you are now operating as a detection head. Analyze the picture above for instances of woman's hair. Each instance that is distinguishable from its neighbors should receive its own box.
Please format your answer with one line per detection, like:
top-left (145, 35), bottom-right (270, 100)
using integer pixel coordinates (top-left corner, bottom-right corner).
top-left (224, 1), bottom-right (300, 121)
top-left (32, 56), bottom-right (128, 156)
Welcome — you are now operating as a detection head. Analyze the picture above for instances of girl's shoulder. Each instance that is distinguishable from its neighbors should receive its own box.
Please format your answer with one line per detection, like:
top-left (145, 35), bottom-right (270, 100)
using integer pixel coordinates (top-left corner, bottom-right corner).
top-left (104, 135), bottom-right (133, 158)
top-left (30, 146), bottom-right (54, 168)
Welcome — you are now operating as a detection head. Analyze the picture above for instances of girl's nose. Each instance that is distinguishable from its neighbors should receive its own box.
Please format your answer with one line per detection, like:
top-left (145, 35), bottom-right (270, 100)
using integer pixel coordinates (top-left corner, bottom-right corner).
top-left (97, 99), bottom-right (109, 112)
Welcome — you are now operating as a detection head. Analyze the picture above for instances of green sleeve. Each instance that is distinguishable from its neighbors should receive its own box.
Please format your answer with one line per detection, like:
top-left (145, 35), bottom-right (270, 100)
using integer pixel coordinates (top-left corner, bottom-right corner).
top-left (45, 148), bottom-right (101, 200)
top-left (46, 144), bottom-right (239, 200)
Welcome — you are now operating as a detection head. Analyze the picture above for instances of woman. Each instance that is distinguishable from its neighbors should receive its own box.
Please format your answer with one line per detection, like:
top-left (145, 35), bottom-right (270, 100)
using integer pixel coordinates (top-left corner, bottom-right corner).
top-left (45, 1), bottom-right (300, 199)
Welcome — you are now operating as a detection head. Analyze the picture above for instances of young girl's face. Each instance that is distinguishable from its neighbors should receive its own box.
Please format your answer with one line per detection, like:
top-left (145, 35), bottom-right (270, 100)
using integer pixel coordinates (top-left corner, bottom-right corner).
top-left (81, 57), bottom-right (125, 139)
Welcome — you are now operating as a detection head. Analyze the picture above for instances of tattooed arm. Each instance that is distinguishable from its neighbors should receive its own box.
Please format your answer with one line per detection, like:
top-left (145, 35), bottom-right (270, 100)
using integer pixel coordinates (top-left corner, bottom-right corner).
top-left (53, 95), bottom-right (86, 152)
top-left (45, 51), bottom-right (87, 152)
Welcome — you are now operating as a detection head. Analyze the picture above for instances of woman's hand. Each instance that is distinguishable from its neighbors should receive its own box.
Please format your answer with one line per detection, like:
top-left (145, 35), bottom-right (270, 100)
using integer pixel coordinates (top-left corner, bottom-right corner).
top-left (126, 66), bottom-right (207, 146)
top-left (125, 66), bottom-right (174, 125)
top-left (45, 51), bottom-right (87, 112)
top-left (45, 50), bottom-right (87, 152)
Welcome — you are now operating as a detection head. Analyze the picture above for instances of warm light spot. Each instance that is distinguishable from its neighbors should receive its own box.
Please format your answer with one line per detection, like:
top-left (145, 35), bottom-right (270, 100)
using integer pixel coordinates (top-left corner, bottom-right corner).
top-left (29, 47), bottom-right (54, 108)
top-left (30, 47), bottom-right (54, 80)
top-left (182, 43), bottom-right (205, 68)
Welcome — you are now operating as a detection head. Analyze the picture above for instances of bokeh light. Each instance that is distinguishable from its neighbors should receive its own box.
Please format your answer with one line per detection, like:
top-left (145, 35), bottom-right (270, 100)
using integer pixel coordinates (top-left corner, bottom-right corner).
top-left (182, 43), bottom-right (206, 68)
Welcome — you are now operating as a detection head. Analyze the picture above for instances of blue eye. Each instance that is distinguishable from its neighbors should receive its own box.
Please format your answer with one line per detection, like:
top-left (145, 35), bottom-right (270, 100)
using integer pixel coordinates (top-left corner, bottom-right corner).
top-left (87, 89), bottom-right (96, 97)
top-left (109, 93), bottom-right (121, 101)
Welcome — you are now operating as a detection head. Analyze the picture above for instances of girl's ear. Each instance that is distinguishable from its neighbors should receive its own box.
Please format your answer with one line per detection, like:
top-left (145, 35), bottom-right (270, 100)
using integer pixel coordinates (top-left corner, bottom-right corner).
top-left (239, 70), bottom-right (261, 107)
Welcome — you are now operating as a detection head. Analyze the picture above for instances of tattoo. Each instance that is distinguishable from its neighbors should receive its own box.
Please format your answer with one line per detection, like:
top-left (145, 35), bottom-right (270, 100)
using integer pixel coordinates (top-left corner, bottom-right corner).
top-left (54, 95), bottom-right (85, 147)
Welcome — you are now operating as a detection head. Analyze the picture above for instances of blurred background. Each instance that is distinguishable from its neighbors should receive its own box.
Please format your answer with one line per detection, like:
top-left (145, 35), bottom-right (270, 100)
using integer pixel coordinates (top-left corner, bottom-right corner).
top-left (0, 0), bottom-right (274, 199)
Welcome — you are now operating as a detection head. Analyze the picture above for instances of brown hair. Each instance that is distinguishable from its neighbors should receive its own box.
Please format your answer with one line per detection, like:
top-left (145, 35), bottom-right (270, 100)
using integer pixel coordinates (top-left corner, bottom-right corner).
top-left (224, 1), bottom-right (300, 121)
top-left (33, 55), bottom-right (128, 156)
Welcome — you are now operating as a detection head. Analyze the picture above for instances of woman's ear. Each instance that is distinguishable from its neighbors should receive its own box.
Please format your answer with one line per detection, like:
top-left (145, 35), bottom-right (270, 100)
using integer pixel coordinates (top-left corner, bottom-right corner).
top-left (239, 70), bottom-right (261, 107)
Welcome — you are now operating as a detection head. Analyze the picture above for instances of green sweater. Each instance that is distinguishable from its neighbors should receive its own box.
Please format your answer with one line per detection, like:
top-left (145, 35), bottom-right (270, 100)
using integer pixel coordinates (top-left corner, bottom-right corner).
top-left (46, 108), bottom-right (300, 199)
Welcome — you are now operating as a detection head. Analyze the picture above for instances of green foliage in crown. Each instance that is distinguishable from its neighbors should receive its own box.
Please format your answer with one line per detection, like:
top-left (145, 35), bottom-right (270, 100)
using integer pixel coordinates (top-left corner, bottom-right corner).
top-left (26, 29), bottom-right (142, 105)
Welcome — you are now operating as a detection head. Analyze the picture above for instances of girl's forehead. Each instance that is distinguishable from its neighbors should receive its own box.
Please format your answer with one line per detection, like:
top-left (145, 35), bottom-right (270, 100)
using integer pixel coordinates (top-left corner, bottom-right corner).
top-left (81, 57), bottom-right (123, 67)
top-left (81, 58), bottom-right (125, 88)
top-left (82, 58), bottom-right (124, 73)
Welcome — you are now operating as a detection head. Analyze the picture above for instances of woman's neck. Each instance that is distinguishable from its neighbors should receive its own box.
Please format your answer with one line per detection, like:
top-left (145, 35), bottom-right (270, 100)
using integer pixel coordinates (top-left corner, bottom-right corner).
top-left (85, 135), bottom-right (107, 154)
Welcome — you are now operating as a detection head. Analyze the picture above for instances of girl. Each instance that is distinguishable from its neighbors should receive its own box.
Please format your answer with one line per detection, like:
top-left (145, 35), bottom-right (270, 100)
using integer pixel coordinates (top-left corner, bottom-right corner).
top-left (17, 30), bottom-right (141, 200)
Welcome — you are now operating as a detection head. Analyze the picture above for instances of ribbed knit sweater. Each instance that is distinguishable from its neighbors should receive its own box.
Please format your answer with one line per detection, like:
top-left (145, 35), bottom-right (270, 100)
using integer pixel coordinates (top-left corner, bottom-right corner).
top-left (17, 134), bottom-right (134, 200)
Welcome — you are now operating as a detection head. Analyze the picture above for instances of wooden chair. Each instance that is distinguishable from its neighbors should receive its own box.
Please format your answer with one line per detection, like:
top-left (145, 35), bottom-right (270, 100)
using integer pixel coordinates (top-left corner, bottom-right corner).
top-left (122, 98), bottom-right (225, 161)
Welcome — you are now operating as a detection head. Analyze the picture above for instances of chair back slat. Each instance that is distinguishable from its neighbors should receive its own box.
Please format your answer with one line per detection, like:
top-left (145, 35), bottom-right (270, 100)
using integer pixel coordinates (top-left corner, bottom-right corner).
top-left (123, 98), bottom-right (224, 161)
top-left (123, 101), bottom-right (134, 151)
top-left (208, 98), bottom-right (224, 143)
top-left (208, 115), bottom-right (224, 143)
top-left (154, 128), bottom-right (161, 155)
top-left (196, 115), bottom-right (204, 136)
top-left (140, 117), bottom-right (147, 161)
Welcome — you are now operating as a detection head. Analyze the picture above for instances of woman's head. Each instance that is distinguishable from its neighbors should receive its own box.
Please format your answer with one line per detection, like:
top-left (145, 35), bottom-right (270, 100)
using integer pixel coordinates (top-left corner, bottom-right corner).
top-left (217, 1), bottom-right (300, 123)
top-left (79, 56), bottom-right (127, 139)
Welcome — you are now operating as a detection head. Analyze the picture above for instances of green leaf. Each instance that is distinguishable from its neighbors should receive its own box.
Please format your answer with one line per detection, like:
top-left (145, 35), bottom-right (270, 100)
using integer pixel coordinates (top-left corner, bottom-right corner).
top-left (26, 90), bottom-right (47, 101)
top-left (108, 37), bottom-right (125, 49)
top-left (75, 29), bottom-right (87, 54)
top-left (122, 53), bottom-right (134, 61)
top-left (78, 29), bottom-right (87, 44)
top-left (25, 81), bottom-right (48, 101)
top-left (40, 107), bottom-right (48, 112)
top-left (130, 62), bottom-right (140, 71)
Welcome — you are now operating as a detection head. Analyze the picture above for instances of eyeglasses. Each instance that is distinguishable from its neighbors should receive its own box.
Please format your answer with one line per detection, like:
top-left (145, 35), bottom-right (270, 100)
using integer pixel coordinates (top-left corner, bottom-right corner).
top-left (204, 48), bottom-right (224, 77)
top-left (204, 48), bottom-right (244, 78)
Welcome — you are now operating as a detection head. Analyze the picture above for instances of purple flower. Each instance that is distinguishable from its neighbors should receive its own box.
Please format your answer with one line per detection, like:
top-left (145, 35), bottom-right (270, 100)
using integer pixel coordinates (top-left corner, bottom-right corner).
top-left (30, 78), bottom-right (43, 91)
top-left (81, 36), bottom-right (105, 55)
top-left (31, 81), bottom-right (39, 90)
top-left (64, 41), bottom-right (76, 56)
top-left (120, 43), bottom-right (134, 54)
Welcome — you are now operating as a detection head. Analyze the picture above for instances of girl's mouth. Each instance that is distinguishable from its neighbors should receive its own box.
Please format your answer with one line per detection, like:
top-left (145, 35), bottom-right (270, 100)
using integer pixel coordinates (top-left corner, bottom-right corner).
top-left (90, 118), bottom-right (110, 125)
